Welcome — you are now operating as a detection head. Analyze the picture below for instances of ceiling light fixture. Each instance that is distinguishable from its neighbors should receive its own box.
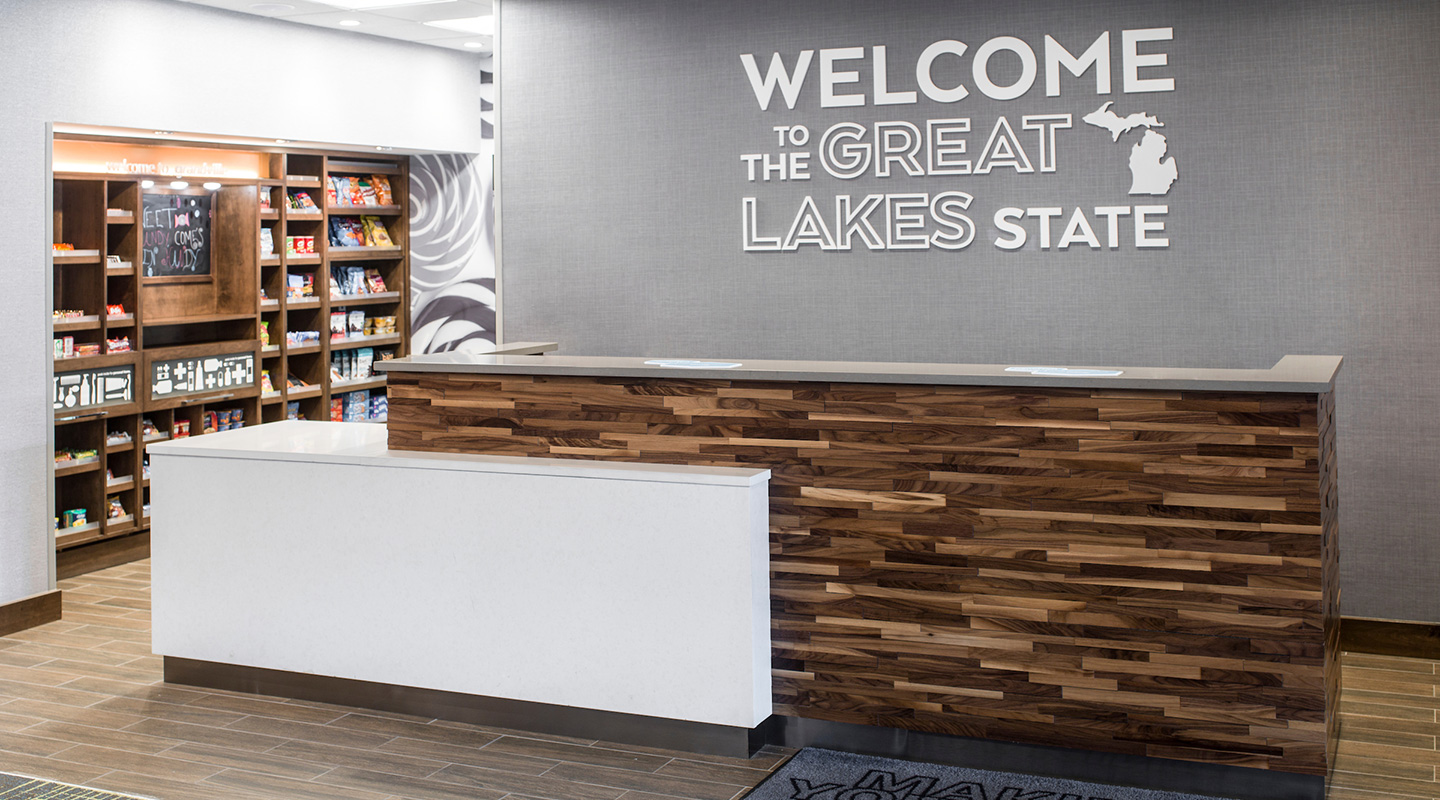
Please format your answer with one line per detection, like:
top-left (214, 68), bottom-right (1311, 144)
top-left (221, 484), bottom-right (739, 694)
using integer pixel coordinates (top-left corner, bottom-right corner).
top-left (153, 130), bottom-right (172, 135)
top-left (249, 3), bottom-right (296, 12)
top-left (275, 139), bottom-right (290, 144)
top-left (423, 15), bottom-right (493, 35)
top-left (338, 19), bottom-right (361, 26)
top-left (203, 182), bottom-right (223, 191)
top-left (170, 180), bottom-right (189, 190)
top-left (305, 0), bottom-right (456, 10)
top-left (463, 42), bottom-right (486, 49)
top-left (375, 146), bottom-right (393, 151)
top-left (141, 180), bottom-right (155, 189)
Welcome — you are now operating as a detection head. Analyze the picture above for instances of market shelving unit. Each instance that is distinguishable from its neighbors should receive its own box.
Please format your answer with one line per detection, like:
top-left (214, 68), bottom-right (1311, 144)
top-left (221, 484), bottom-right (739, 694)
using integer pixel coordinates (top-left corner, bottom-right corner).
top-left (51, 145), bottom-right (410, 576)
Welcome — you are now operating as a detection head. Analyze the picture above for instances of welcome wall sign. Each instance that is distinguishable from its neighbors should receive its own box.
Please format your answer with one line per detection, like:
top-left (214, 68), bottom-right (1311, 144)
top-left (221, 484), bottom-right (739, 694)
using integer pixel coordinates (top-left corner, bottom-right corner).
top-left (739, 29), bottom-right (1179, 254)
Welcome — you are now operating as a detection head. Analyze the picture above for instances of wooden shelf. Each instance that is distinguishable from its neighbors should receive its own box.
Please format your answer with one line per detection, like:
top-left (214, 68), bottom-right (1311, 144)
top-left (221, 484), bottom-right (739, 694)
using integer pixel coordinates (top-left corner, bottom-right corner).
top-left (330, 292), bottom-right (401, 307)
top-left (327, 204), bottom-right (401, 216)
top-left (330, 334), bottom-right (401, 351)
top-left (49, 152), bottom-right (408, 566)
top-left (104, 515), bottom-right (137, 536)
top-left (54, 351), bottom-right (138, 370)
top-left (54, 315), bottom-right (101, 332)
top-left (329, 246), bottom-right (403, 260)
top-left (331, 376), bottom-right (386, 393)
top-left (54, 253), bottom-right (102, 265)
top-left (55, 457), bottom-right (100, 478)
top-left (107, 477), bottom-right (135, 493)
top-left (56, 521), bottom-right (103, 549)
top-left (145, 312), bottom-right (257, 327)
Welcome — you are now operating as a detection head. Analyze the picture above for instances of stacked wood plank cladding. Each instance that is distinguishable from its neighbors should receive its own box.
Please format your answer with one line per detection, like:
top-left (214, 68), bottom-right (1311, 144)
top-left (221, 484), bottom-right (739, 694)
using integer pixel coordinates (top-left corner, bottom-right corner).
top-left (387, 373), bottom-right (1338, 777)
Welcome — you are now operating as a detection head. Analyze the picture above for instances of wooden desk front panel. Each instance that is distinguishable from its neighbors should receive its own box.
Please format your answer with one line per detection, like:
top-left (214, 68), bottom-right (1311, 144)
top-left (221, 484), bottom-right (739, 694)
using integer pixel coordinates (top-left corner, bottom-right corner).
top-left (387, 373), bottom-right (1336, 776)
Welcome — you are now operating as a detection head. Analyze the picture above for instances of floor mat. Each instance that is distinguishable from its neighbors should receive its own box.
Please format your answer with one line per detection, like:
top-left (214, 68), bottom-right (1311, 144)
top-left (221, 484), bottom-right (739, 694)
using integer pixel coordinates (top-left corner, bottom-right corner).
top-left (744, 748), bottom-right (1237, 800)
top-left (0, 773), bottom-right (152, 799)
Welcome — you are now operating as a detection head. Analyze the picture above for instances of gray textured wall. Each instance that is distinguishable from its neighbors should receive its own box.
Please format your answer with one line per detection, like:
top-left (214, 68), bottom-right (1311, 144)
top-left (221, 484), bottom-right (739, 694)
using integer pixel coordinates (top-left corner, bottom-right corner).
top-left (0, 0), bottom-right (485, 608)
top-left (498, 0), bottom-right (1440, 622)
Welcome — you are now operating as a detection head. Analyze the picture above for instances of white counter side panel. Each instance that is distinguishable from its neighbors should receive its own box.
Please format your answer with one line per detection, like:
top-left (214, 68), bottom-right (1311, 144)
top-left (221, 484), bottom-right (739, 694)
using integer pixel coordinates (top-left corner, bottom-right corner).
top-left (150, 426), bottom-right (772, 729)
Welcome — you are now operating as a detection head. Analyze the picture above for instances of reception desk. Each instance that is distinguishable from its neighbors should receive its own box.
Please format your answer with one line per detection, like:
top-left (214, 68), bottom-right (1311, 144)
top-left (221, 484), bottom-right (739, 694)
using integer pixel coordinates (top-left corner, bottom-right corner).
top-left (377, 352), bottom-right (1341, 795)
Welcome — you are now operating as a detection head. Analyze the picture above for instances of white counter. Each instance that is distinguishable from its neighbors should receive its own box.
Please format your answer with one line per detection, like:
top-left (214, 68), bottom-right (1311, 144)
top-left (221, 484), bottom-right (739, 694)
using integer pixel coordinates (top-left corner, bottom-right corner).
top-left (149, 421), bottom-right (772, 732)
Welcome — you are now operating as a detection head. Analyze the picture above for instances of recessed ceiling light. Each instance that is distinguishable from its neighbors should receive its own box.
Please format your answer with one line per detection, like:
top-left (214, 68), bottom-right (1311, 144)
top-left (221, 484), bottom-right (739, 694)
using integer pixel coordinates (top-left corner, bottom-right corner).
top-left (203, 182), bottom-right (223, 191)
top-left (463, 41), bottom-right (486, 49)
top-left (141, 180), bottom-right (155, 189)
top-left (338, 19), bottom-right (361, 26)
top-left (170, 181), bottom-right (189, 190)
top-left (153, 131), bottom-right (172, 135)
top-left (375, 146), bottom-right (393, 151)
top-left (305, 0), bottom-right (457, 10)
top-left (249, 3), bottom-right (296, 13)
top-left (424, 15), bottom-right (493, 35)
top-left (275, 139), bottom-right (290, 144)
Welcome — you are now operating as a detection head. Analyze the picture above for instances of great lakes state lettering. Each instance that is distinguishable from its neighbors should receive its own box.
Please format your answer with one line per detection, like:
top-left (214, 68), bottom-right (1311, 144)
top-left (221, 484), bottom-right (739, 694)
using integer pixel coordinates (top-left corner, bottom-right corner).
top-left (787, 769), bottom-right (1116, 800)
top-left (742, 194), bottom-right (1168, 252)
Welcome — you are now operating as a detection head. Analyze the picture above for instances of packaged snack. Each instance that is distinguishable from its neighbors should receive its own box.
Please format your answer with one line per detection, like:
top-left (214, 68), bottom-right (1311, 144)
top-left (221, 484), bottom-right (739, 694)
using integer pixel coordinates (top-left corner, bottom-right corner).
top-left (218, 409), bottom-right (232, 431)
top-left (53, 338), bottom-right (64, 358)
top-left (356, 347), bottom-right (374, 380)
top-left (106, 336), bottom-right (131, 353)
top-left (142, 418), bottom-right (157, 437)
top-left (261, 370), bottom-right (275, 393)
top-left (330, 396), bottom-right (344, 422)
top-left (75, 343), bottom-right (101, 357)
top-left (108, 498), bottom-right (125, 519)
top-left (260, 321), bottom-right (270, 347)
top-left (348, 310), bottom-right (365, 336)
top-left (358, 178), bottom-right (377, 206)
top-left (370, 393), bottom-right (388, 421)
top-left (344, 390), bottom-right (368, 422)
top-left (63, 508), bottom-right (87, 527)
top-left (106, 304), bottom-right (126, 316)
top-left (174, 420), bottom-right (190, 438)
top-left (330, 311), bottom-right (347, 340)
top-left (303, 236), bottom-right (315, 254)
top-left (285, 236), bottom-right (297, 256)
top-left (361, 216), bottom-right (394, 246)
top-left (231, 408), bottom-right (244, 427)
top-left (371, 175), bottom-right (393, 205)
top-left (364, 268), bottom-right (387, 293)
top-left (325, 179), bottom-right (339, 207)
top-left (260, 228), bottom-right (274, 257)
top-left (286, 401), bottom-right (299, 420)
top-left (347, 176), bottom-right (365, 206)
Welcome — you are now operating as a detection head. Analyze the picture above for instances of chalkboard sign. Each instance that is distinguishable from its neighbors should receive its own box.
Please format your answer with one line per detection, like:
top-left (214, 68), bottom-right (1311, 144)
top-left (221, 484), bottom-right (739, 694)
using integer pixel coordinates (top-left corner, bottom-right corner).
top-left (142, 193), bottom-right (212, 279)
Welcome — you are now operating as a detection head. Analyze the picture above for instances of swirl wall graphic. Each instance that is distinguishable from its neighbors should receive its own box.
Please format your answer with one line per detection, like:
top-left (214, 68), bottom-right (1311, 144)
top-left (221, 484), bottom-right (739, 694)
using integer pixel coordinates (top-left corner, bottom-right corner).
top-left (408, 61), bottom-right (497, 353)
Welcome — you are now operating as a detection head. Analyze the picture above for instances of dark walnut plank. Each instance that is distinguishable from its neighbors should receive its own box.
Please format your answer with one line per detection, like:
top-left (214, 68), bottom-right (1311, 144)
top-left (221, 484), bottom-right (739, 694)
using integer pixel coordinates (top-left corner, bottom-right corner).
top-left (387, 374), bottom-right (1337, 777)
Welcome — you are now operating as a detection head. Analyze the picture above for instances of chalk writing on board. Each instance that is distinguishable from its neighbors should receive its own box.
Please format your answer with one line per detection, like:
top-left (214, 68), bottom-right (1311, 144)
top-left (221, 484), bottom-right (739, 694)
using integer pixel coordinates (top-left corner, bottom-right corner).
top-left (142, 193), bottom-right (212, 277)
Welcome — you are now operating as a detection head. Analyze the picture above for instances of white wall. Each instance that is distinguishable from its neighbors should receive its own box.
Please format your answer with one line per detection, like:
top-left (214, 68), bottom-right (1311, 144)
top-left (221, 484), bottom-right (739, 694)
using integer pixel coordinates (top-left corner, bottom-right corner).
top-left (0, 0), bottom-right (486, 607)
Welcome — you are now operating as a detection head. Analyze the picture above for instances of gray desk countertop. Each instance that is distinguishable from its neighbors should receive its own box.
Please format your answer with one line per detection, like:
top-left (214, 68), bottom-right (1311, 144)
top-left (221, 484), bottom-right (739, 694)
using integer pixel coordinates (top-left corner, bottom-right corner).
top-left (377, 351), bottom-right (1342, 393)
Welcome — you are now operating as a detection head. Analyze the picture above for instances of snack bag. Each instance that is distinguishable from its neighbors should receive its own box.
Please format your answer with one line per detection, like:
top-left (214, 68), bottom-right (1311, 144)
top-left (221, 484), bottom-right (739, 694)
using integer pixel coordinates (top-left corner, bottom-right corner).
top-left (371, 175), bottom-right (393, 205)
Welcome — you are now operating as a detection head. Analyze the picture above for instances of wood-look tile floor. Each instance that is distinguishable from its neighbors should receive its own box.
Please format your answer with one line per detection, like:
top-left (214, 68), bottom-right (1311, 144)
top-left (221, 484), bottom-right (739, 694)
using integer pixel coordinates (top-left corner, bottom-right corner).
top-left (0, 560), bottom-right (1434, 800)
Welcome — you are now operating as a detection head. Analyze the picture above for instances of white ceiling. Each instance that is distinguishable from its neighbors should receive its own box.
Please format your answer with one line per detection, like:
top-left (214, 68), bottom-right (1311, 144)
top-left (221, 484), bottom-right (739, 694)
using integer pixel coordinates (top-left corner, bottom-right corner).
top-left (170, 0), bottom-right (494, 54)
